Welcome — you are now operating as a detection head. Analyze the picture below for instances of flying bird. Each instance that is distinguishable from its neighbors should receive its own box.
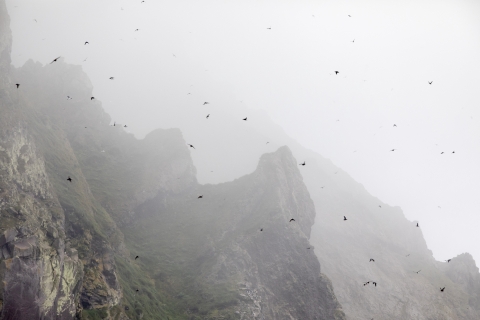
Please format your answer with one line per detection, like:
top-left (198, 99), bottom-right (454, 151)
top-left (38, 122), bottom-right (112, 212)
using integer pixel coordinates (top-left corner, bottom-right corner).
top-left (348, 15), bottom-right (351, 17)
top-left (390, 149), bottom-right (396, 151)
top-left (260, 228), bottom-right (263, 231)
top-left (307, 247), bottom-right (311, 249)
top-left (242, 117), bottom-right (247, 121)
top-left (203, 102), bottom-right (209, 105)
top-left (428, 81), bottom-right (433, 85)
top-left (406, 254), bottom-right (410, 257)
top-left (415, 270), bottom-right (421, 274)
top-left (441, 152), bottom-right (444, 154)
top-left (299, 161), bottom-right (305, 166)
top-left (15, 84), bottom-right (19, 88)
top-left (372, 282), bottom-right (377, 287)
top-left (363, 281), bottom-right (370, 286)
top-left (67, 96), bottom-right (72, 100)
top-left (369, 259), bottom-right (375, 262)
top-left (267, 27), bottom-right (271, 30)
top-left (91, 97), bottom-right (94, 100)
top-left (344, 216), bottom-right (347, 221)
top-left (440, 287), bottom-right (445, 292)
top-left (452, 151), bottom-right (455, 154)
top-left (50, 56), bottom-right (61, 64)
top-left (124, 125), bottom-right (127, 128)
top-left (379, 205), bottom-right (381, 208)
top-left (289, 218), bottom-right (295, 222)
top-left (198, 195), bottom-right (203, 199)
top-left (206, 114), bottom-right (210, 119)
top-left (135, 256), bottom-right (139, 260)
top-left (135, 29), bottom-right (139, 31)
top-left (67, 176), bottom-right (72, 182)
top-left (352, 39), bottom-right (355, 43)
top-left (393, 124), bottom-right (397, 127)
top-left (335, 71), bottom-right (339, 74)
top-left (446, 259), bottom-right (451, 263)
top-left (416, 223), bottom-right (419, 227)
top-left (135, 289), bottom-right (139, 292)
top-left (188, 144), bottom-right (195, 149)
top-left (109, 77), bottom-right (114, 80)
top-left (84, 41), bottom-right (89, 45)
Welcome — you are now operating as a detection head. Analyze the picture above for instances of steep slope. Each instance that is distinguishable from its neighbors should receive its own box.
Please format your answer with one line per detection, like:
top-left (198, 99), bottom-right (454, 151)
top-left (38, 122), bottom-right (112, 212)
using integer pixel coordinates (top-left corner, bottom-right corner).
top-left (125, 146), bottom-right (345, 319)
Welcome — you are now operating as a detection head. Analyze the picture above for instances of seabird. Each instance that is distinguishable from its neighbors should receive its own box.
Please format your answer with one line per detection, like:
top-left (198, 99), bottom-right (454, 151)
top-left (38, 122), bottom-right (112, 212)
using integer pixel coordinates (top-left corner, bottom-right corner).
top-left (299, 161), bottom-right (305, 166)
top-left (67, 176), bottom-right (72, 182)
top-left (15, 84), bottom-right (19, 88)
top-left (242, 117), bottom-right (247, 121)
top-left (344, 216), bottom-right (347, 221)
top-left (289, 218), bottom-right (295, 222)
top-left (188, 144), bottom-right (195, 149)
top-left (50, 56), bottom-right (61, 64)
top-left (198, 195), bottom-right (203, 199)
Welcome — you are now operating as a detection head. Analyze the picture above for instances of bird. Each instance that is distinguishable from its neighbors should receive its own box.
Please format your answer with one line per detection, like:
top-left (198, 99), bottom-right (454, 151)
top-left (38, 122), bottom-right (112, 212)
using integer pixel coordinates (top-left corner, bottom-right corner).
top-left (134, 29), bottom-right (139, 31)
top-left (416, 223), bottom-right (419, 227)
top-left (363, 281), bottom-right (370, 286)
top-left (352, 39), bottom-right (355, 43)
top-left (206, 114), bottom-right (210, 119)
top-left (135, 289), bottom-right (139, 292)
top-left (84, 41), bottom-right (89, 45)
top-left (203, 102), bottom-right (209, 105)
top-left (260, 228), bottom-right (263, 231)
top-left (379, 205), bottom-right (382, 208)
top-left (415, 270), bottom-right (421, 274)
top-left (335, 71), bottom-right (339, 74)
top-left (113, 122), bottom-right (116, 127)
top-left (390, 149), bottom-right (396, 151)
top-left (242, 117), bottom-right (247, 121)
top-left (299, 161), bottom-right (305, 166)
top-left (441, 152), bottom-right (444, 154)
top-left (124, 125), bottom-right (127, 128)
top-left (188, 144), bottom-right (195, 149)
top-left (307, 247), bottom-right (311, 249)
top-left (50, 56), bottom-right (61, 64)
top-left (393, 124), bottom-right (397, 127)
top-left (198, 195), bottom-right (203, 199)
top-left (15, 84), bottom-right (19, 88)
top-left (372, 282), bottom-right (377, 287)
top-left (428, 81), bottom-right (433, 85)
top-left (135, 256), bottom-right (139, 260)
top-left (452, 151), bottom-right (455, 154)
top-left (440, 287), bottom-right (445, 292)
top-left (267, 27), bottom-right (271, 30)
top-left (173, 54), bottom-right (176, 57)
top-left (67, 96), bottom-right (72, 100)
top-left (348, 15), bottom-right (351, 17)
top-left (109, 77), bottom-right (114, 80)
top-left (266, 142), bottom-right (269, 144)
top-left (446, 259), bottom-right (451, 263)
top-left (289, 218), bottom-right (295, 222)
top-left (34, 19), bottom-right (37, 23)
top-left (406, 254), bottom-right (410, 257)
top-left (344, 216), bottom-right (347, 221)
top-left (369, 259), bottom-right (375, 262)
top-left (91, 97), bottom-right (95, 100)
top-left (67, 176), bottom-right (72, 182)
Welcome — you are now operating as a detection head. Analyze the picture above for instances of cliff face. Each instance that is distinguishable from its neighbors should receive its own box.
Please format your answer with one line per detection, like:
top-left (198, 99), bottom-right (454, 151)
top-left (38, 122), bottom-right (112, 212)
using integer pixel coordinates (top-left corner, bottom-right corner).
top-left (0, 2), bottom-right (346, 319)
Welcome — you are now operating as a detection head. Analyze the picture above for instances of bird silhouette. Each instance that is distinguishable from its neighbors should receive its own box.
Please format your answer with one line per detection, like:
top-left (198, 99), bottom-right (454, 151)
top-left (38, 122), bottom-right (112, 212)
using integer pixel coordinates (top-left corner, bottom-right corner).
top-left (206, 114), bottom-right (210, 119)
top-left (124, 125), bottom-right (127, 128)
top-left (267, 27), bottom-right (271, 30)
top-left (188, 144), bottom-right (195, 149)
top-left (307, 247), bottom-right (311, 249)
top-left (242, 117), bottom-right (247, 121)
top-left (440, 287), bottom-right (445, 292)
top-left (416, 223), bottom-right (419, 227)
top-left (109, 77), bottom-right (114, 80)
top-left (428, 81), bottom-right (433, 85)
top-left (15, 84), bottom-right (19, 88)
top-left (393, 124), bottom-right (397, 127)
top-left (91, 97), bottom-right (95, 100)
top-left (415, 270), bottom-right (421, 274)
top-left (390, 149), bottom-right (396, 151)
top-left (379, 205), bottom-right (381, 208)
top-left (135, 29), bottom-right (139, 31)
top-left (452, 151), bottom-right (455, 154)
top-left (135, 256), bottom-right (139, 260)
top-left (372, 282), bottom-right (377, 287)
top-left (67, 176), bottom-right (72, 182)
top-left (441, 152), bottom-right (444, 154)
top-left (135, 289), bottom-right (139, 292)
top-left (335, 71), bottom-right (339, 74)
top-left (84, 41), bottom-right (89, 45)
top-left (299, 161), bottom-right (305, 166)
top-left (344, 216), bottom-right (347, 221)
top-left (203, 102), bottom-right (209, 105)
top-left (198, 195), bottom-right (203, 199)
top-left (406, 254), bottom-right (410, 257)
top-left (363, 281), bottom-right (370, 286)
top-left (352, 39), bottom-right (355, 43)
top-left (67, 96), bottom-right (72, 100)
top-left (369, 259), bottom-right (375, 262)
top-left (50, 56), bottom-right (61, 64)
top-left (446, 259), bottom-right (451, 263)
top-left (289, 218), bottom-right (295, 222)
top-left (260, 228), bottom-right (263, 231)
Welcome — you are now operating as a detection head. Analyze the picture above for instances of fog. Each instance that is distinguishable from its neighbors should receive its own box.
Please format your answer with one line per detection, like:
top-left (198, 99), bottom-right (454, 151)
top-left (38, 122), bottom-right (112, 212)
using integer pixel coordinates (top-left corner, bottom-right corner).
top-left (6, 0), bottom-right (480, 264)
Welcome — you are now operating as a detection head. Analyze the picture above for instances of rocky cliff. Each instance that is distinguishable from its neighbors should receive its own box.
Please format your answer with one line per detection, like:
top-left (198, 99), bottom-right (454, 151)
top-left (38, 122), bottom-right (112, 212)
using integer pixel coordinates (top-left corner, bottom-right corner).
top-left (0, 1), bottom-right (346, 319)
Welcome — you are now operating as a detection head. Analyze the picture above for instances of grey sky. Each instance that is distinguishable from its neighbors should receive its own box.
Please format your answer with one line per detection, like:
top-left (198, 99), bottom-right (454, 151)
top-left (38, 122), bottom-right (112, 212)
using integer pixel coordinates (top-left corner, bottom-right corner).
top-left (6, 0), bottom-right (480, 263)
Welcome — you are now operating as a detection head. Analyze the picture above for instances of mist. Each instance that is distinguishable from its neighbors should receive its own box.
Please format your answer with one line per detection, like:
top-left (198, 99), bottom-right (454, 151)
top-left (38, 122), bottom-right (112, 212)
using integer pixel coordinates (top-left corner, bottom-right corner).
top-left (6, 0), bottom-right (480, 267)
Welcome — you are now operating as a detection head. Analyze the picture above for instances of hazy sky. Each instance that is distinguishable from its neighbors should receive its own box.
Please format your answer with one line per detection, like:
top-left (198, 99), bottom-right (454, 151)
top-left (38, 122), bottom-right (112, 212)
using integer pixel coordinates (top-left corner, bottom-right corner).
top-left (5, 0), bottom-right (480, 263)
